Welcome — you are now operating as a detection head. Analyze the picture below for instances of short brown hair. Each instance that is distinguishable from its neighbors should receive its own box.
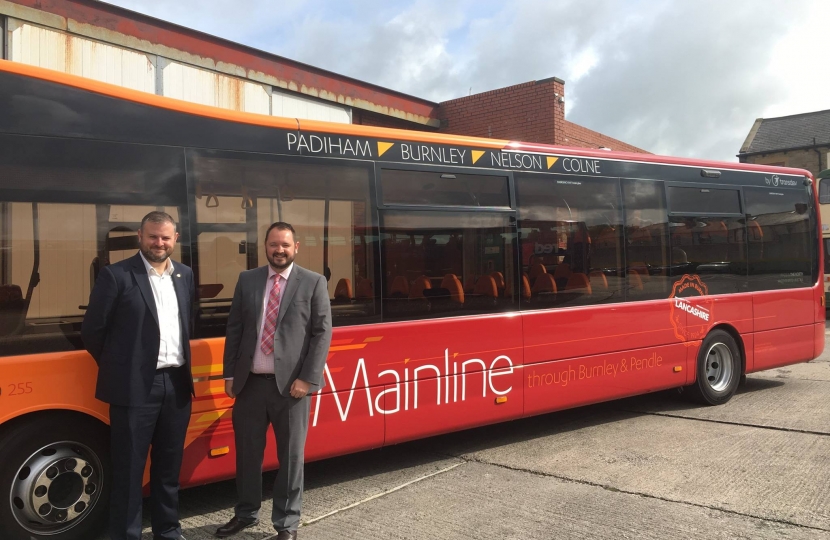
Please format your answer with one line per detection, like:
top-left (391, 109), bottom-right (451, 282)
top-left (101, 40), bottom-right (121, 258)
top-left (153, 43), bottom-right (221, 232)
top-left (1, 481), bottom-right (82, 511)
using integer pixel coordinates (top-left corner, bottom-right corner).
top-left (140, 211), bottom-right (177, 232)
top-left (264, 221), bottom-right (296, 243)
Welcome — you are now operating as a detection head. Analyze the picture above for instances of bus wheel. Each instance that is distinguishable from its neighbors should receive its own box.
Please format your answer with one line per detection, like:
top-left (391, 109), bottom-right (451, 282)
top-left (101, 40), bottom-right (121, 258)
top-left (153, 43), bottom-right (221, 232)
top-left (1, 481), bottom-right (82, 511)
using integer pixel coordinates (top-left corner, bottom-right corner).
top-left (0, 414), bottom-right (110, 540)
top-left (687, 329), bottom-right (742, 406)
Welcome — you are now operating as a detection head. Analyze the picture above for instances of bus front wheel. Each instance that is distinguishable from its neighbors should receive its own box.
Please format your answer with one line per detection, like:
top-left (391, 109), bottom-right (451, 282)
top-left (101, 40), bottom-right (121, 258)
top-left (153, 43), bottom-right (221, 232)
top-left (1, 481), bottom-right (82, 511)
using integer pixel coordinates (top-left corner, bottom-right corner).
top-left (687, 329), bottom-right (742, 406)
top-left (0, 413), bottom-right (110, 540)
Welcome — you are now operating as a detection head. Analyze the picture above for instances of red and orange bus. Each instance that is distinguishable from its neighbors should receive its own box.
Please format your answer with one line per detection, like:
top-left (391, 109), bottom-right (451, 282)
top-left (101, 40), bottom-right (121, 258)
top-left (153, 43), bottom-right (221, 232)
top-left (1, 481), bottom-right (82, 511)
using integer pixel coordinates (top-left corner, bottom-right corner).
top-left (0, 59), bottom-right (823, 540)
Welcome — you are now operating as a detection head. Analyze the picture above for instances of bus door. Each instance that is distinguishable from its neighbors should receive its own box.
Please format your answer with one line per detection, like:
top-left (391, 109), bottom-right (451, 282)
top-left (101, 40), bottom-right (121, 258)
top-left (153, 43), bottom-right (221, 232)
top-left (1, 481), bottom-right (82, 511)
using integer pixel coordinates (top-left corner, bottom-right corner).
top-left (375, 166), bottom-right (524, 445)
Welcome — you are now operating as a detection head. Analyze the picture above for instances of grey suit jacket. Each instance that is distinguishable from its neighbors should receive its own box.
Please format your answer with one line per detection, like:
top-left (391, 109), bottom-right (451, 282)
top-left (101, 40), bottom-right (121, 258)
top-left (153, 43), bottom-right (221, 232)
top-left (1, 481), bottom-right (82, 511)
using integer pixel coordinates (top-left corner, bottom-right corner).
top-left (223, 264), bottom-right (332, 397)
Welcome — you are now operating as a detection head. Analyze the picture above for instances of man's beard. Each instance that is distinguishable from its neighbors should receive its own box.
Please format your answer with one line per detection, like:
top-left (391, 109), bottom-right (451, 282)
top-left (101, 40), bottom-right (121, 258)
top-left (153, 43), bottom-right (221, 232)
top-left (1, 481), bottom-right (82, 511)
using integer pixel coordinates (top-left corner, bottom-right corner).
top-left (268, 252), bottom-right (294, 271)
top-left (141, 246), bottom-right (172, 263)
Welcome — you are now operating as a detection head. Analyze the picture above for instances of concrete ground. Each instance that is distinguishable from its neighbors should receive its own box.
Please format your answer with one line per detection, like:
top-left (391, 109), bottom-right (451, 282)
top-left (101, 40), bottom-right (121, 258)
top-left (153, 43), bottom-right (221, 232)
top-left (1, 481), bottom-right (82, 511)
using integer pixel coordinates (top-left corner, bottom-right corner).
top-left (138, 324), bottom-right (830, 539)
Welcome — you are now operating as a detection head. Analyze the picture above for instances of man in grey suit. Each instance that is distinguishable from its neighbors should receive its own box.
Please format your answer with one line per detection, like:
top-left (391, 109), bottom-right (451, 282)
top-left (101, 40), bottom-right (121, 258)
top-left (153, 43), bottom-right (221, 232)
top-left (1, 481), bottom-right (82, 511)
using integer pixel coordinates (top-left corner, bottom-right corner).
top-left (215, 222), bottom-right (332, 540)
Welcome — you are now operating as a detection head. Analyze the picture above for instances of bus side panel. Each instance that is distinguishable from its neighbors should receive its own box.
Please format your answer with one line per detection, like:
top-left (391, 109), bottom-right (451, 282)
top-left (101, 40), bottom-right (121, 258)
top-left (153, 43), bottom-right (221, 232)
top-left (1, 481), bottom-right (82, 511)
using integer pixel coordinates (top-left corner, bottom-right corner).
top-left (523, 343), bottom-right (688, 417)
top-left (179, 384), bottom-right (386, 489)
top-left (383, 367), bottom-right (523, 445)
top-left (815, 280), bottom-right (826, 323)
top-left (306, 387), bottom-right (385, 461)
top-left (179, 411), bottom-right (236, 487)
top-left (189, 338), bottom-right (233, 415)
top-left (753, 288), bottom-right (815, 332)
top-left (742, 333), bottom-right (755, 372)
top-left (0, 351), bottom-right (108, 426)
top-left (381, 315), bottom-right (524, 446)
top-left (522, 300), bottom-right (679, 365)
top-left (751, 325), bottom-right (815, 372)
top-left (703, 295), bottom-right (754, 335)
top-left (815, 322), bottom-right (826, 359)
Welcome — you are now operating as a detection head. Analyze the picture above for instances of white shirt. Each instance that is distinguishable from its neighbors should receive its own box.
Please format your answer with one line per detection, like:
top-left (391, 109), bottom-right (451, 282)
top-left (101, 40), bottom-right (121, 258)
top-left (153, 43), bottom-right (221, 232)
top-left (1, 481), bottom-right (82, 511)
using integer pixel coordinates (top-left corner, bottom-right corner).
top-left (251, 263), bottom-right (293, 375)
top-left (139, 252), bottom-right (185, 369)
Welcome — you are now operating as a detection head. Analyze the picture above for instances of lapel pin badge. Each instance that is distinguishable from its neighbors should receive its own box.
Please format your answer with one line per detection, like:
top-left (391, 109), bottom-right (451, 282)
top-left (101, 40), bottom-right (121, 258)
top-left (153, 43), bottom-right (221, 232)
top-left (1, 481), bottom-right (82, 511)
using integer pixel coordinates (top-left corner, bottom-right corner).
top-left (176, 274), bottom-right (181, 278)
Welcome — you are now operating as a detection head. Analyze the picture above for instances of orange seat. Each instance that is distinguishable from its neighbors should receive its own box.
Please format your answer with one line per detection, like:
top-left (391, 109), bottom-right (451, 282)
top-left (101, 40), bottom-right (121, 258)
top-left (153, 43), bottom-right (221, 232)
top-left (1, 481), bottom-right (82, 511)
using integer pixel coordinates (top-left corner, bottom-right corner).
top-left (508, 274), bottom-right (532, 300)
top-left (334, 278), bottom-right (353, 301)
top-left (490, 271), bottom-right (505, 291)
top-left (473, 275), bottom-right (498, 298)
top-left (356, 278), bottom-right (374, 299)
top-left (565, 273), bottom-right (592, 295)
top-left (529, 262), bottom-right (547, 281)
top-left (390, 276), bottom-right (409, 297)
top-left (589, 270), bottom-right (608, 290)
top-left (531, 273), bottom-right (557, 295)
top-left (441, 274), bottom-right (465, 304)
top-left (553, 263), bottom-right (572, 282)
top-left (628, 262), bottom-right (650, 282)
top-left (628, 271), bottom-right (643, 291)
top-left (748, 220), bottom-right (763, 241)
top-left (409, 276), bottom-right (432, 299)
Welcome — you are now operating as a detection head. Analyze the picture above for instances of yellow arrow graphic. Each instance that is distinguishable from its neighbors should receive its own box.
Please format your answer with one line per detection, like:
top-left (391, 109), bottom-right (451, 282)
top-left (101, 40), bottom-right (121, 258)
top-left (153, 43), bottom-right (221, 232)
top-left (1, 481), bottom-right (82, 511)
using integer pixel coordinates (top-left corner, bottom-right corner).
top-left (472, 150), bottom-right (485, 164)
top-left (378, 142), bottom-right (394, 156)
top-left (546, 156), bottom-right (559, 169)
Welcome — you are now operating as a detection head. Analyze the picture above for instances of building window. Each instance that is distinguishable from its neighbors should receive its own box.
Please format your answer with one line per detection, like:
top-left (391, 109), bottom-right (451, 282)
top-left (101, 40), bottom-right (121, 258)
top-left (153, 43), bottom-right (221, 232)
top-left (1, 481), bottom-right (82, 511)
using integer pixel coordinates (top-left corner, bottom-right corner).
top-left (818, 178), bottom-right (830, 205)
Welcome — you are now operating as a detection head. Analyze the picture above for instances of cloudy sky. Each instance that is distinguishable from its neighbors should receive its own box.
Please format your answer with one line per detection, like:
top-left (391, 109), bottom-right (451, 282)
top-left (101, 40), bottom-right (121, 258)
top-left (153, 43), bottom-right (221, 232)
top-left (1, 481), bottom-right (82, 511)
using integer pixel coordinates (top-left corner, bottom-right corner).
top-left (103, 0), bottom-right (828, 162)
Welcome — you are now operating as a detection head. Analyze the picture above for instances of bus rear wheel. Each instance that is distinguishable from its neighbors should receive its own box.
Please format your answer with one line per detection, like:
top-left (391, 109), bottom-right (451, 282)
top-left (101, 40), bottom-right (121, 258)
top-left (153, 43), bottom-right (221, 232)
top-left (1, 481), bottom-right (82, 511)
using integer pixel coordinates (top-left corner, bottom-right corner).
top-left (0, 413), bottom-right (110, 540)
top-left (686, 329), bottom-right (742, 405)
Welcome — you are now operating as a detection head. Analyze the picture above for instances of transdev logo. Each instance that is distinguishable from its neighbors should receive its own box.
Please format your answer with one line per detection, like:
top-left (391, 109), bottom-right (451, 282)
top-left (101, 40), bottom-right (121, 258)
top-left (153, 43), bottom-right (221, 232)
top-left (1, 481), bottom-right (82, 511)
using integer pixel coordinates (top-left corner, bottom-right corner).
top-left (669, 274), bottom-right (713, 344)
top-left (764, 174), bottom-right (798, 187)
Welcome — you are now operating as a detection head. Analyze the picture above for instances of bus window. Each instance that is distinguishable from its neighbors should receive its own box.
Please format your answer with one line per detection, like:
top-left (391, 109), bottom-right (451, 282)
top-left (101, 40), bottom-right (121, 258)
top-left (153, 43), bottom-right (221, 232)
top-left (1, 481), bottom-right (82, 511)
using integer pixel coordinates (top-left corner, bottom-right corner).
top-left (622, 179), bottom-right (671, 300)
top-left (744, 187), bottom-right (814, 291)
top-left (516, 174), bottom-right (624, 308)
top-left (380, 169), bottom-right (510, 208)
top-left (0, 135), bottom-right (187, 356)
top-left (666, 186), bottom-right (746, 295)
top-left (188, 150), bottom-right (378, 336)
top-left (379, 211), bottom-right (517, 320)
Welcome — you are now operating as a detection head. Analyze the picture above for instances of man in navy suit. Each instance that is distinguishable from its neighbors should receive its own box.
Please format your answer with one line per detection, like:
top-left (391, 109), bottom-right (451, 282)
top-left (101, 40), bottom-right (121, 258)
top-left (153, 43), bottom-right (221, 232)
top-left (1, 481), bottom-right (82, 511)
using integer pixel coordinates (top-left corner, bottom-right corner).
top-left (82, 211), bottom-right (195, 540)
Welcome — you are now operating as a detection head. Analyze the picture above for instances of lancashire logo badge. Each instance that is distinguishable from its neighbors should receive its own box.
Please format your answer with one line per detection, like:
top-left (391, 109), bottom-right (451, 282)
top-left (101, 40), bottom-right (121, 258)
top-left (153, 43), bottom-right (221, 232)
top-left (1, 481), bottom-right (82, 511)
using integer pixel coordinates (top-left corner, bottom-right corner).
top-left (669, 274), bottom-right (713, 344)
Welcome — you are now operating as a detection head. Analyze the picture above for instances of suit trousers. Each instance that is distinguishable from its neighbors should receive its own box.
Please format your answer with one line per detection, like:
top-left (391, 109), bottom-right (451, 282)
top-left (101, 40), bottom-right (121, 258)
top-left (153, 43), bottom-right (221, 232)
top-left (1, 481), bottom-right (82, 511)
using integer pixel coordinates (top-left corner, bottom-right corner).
top-left (232, 374), bottom-right (310, 531)
top-left (108, 367), bottom-right (191, 540)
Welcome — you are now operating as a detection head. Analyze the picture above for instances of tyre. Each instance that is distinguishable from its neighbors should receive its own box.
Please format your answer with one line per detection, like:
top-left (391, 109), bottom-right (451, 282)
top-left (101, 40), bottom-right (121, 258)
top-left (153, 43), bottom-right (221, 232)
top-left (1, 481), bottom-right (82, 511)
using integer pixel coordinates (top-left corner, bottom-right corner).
top-left (0, 413), bottom-right (110, 540)
top-left (686, 329), bottom-right (742, 406)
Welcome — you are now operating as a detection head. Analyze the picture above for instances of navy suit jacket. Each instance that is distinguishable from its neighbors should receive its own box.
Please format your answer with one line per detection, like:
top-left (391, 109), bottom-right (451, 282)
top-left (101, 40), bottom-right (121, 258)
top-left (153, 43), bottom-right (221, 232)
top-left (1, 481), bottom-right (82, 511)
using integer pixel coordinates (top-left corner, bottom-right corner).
top-left (82, 252), bottom-right (195, 406)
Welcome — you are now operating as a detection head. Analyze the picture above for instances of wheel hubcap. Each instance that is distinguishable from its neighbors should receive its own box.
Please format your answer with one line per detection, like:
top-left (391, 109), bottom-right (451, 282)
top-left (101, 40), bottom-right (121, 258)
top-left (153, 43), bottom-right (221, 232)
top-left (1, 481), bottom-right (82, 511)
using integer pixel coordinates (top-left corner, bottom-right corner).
top-left (10, 442), bottom-right (102, 535)
top-left (705, 342), bottom-right (734, 393)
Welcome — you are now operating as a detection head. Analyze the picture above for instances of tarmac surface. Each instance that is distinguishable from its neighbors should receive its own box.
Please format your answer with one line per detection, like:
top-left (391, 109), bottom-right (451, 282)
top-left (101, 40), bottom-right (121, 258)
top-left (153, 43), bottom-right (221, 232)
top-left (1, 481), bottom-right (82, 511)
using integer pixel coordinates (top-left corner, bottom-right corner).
top-left (136, 324), bottom-right (830, 539)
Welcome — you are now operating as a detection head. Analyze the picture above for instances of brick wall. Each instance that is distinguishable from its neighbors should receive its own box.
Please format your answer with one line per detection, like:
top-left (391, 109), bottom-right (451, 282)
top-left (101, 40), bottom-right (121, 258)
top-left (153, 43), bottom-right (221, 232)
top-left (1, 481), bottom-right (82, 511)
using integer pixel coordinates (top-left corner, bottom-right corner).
top-left (561, 120), bottom-right (647, 153)
top-left (435, 78), bottom-right (648, 153)
top-left (437, 78), bottom-right (565, 144)
top-left (741, 147), bottom-right (829, 177)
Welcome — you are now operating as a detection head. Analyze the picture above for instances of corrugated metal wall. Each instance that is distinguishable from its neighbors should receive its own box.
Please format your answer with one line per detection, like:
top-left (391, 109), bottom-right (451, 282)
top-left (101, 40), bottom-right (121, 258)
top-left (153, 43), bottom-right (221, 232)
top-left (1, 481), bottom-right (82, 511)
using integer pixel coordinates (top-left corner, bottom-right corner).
top-left (5, 18), bottom-right (351, 122)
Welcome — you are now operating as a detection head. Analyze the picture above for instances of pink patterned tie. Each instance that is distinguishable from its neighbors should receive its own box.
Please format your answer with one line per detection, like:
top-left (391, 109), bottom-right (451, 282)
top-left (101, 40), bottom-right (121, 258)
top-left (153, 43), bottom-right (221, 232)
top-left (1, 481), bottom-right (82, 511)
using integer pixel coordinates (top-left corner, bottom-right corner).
top-left (260, 275), bottom-right (281, 355)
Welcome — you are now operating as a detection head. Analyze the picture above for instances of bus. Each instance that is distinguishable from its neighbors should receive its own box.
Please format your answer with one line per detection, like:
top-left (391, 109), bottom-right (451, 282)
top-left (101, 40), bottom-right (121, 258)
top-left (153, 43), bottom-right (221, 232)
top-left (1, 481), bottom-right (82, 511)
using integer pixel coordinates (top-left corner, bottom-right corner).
top-left (817, 168), bottom-right (830, 306)
top-left (0, 59), bottom-right (823, 540)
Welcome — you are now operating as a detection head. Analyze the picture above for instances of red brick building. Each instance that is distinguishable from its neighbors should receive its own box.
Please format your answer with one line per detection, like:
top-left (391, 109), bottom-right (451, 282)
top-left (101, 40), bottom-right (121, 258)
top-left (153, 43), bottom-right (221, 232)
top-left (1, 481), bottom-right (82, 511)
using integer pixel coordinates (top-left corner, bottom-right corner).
top-left (0, 0), bottom-right (645, 153)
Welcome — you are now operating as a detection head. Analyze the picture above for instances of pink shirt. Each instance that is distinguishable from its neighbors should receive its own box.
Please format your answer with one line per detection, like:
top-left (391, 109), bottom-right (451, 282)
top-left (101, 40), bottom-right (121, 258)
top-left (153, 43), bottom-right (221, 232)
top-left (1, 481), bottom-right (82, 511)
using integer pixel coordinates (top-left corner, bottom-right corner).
top-left (250, 263), bottom-right (293, 374)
